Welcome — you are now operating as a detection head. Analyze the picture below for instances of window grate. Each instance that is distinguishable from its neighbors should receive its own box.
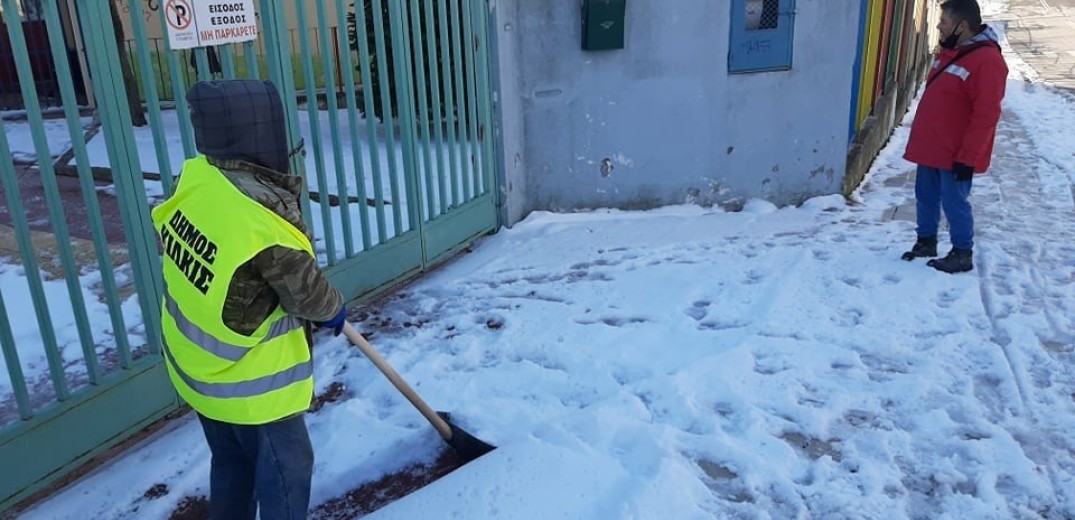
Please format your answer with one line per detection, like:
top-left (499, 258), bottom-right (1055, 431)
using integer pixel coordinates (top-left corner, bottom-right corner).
top-left (746, 0), bottom-right (780, 31)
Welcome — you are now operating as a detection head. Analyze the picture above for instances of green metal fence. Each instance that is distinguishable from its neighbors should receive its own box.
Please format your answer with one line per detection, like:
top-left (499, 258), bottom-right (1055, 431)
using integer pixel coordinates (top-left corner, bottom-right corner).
top-left (0, 0), bottom-right (498, 509)
top-left (0, 0), bottom-right (176, 510)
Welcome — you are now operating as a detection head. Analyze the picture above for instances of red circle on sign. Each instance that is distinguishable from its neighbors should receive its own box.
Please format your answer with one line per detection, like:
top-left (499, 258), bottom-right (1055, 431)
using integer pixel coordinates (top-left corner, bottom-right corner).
top-left (165, 0), bottom-right (193, 30)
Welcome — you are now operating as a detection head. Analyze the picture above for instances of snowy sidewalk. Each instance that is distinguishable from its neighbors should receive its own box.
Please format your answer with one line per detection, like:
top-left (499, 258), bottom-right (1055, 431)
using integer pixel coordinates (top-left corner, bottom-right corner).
top-left (18, 27), bottom-right (1075, 520)
top-left (857, 78), bottom-right (1075, 519)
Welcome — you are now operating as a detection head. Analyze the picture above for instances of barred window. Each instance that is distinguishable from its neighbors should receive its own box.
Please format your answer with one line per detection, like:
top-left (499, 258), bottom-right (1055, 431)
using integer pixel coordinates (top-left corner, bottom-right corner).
top-left (730, 0), bottom-right (795, 73)
top-left (745, 0), bottom-right (780, 31)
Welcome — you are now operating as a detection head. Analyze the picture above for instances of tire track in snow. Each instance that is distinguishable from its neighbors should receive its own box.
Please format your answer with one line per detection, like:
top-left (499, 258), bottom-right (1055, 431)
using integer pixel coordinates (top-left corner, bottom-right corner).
top-left (972, 104), bottom-right (1075, 512)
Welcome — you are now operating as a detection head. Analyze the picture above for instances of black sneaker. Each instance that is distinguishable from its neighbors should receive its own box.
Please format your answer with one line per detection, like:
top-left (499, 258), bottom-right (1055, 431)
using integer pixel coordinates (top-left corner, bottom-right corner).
top-left (927, 248), bottom-right (973, 273)
top-left (901, 236), bottom-right (938, 261)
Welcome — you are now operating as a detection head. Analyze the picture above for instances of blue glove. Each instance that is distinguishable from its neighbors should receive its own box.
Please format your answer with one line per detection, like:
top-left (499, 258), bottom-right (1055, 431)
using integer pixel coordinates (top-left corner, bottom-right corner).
top-left (316, 306), bottom-right (346, 336)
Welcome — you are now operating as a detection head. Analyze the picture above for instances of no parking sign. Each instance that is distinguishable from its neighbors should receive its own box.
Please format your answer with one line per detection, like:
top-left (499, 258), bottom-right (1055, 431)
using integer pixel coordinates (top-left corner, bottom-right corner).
top-left (164, 0), bottom-right (258, 50)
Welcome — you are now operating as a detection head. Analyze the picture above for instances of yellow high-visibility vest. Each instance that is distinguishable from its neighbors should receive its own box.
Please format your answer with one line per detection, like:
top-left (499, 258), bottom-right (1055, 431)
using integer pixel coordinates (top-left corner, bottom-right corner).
top-left (151, 156), bottom-right (314, 425)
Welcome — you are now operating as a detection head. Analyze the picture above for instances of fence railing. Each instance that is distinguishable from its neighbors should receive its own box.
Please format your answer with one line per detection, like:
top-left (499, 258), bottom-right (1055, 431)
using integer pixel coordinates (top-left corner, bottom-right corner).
top-left (0, 19), bottom-right (74, 111)
top-left (0, 24), bottom-right (348, 111)
top-left (124, 27), bottom-right (350, 104)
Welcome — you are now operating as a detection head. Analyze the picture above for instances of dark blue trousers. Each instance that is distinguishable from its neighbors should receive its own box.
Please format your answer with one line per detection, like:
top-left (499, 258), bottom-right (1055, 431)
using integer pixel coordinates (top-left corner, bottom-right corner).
top-left (197, 413), bottom-right (314, 520)
top-left (915, 165), bottom-right (975, 250)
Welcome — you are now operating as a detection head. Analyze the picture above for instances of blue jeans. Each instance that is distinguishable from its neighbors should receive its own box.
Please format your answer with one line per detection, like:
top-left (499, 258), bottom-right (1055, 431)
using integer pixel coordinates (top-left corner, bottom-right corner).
top-left (197, 413), bottom-right (314, 520)
top-left (915, 165), bottom-right (974, 250)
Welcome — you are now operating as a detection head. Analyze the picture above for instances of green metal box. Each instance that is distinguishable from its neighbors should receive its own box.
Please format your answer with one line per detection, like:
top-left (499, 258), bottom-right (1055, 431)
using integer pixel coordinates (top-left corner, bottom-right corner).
top-left (582, 0), bottom-right (626, 51)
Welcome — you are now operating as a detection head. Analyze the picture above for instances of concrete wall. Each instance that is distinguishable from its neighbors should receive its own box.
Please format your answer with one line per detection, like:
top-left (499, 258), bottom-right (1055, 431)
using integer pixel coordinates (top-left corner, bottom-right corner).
top-left (492, 0), bottom-right (861, 222)
top-left (488, 0), bottom-right (529, 226)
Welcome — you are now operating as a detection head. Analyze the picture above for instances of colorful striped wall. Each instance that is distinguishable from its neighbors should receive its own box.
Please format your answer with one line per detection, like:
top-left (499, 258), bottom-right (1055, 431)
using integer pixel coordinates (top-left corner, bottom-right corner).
top-left (843, 0), bottom-right (938, 195)
top-left (849, 0), bottom-right (937, 140)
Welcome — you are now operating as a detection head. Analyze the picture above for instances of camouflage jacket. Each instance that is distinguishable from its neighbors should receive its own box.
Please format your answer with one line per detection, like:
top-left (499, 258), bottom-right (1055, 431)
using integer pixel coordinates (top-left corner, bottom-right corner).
top-left (208, 158), bottom-right (343, 336)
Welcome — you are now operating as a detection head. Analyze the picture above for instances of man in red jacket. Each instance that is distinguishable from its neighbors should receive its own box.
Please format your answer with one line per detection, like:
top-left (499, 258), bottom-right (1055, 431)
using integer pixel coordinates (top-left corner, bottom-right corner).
top-left (901, 0), bottom-right (1008, 273)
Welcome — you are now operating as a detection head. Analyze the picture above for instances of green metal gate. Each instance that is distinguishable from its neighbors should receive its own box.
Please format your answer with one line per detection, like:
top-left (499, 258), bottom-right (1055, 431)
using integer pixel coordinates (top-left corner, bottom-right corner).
top-left (289, 0), bottom-right (502, 299)
top-left (0, 0), bottom-right (498, 509)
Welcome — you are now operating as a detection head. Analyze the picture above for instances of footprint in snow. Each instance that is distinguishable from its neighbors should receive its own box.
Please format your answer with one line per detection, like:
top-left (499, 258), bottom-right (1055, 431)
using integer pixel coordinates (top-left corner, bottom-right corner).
top-left (685, 300), bottom-right (711, 321)
top-left (574, 316), bottom-right (649, 327)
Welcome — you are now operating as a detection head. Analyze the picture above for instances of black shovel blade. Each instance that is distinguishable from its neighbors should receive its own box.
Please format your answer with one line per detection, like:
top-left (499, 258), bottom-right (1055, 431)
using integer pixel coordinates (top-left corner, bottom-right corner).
top-left (437, 411), bottom-right (495, 462)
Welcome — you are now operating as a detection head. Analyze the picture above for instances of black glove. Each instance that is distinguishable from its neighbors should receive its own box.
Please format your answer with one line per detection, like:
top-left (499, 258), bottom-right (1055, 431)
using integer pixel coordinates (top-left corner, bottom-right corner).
top-left (952, 162), bottom-right (974, 182)
top-left (315, 306), bottom-right (346, 336)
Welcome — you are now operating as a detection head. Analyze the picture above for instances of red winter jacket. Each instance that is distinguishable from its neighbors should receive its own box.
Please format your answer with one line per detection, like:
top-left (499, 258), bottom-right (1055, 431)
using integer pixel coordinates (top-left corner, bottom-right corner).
top-left (904, 25), bottom-right (1008, 174)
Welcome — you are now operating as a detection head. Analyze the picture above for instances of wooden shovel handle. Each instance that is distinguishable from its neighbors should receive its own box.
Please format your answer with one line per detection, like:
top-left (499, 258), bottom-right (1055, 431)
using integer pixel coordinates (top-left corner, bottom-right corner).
top-left (341, 322), bottom-right (453, 440)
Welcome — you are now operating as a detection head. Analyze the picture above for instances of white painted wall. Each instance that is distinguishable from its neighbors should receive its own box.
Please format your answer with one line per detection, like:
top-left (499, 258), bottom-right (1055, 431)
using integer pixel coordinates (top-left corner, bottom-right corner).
top-left (491, 0), bottom-right (861, 222)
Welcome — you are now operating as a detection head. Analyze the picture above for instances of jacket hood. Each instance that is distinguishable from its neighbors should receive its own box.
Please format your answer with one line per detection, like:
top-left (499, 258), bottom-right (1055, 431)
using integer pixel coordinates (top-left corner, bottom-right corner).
top-left (962, 24), bottom-right (1001, 47)
top-left (186, 80), bottom-right (290, 174)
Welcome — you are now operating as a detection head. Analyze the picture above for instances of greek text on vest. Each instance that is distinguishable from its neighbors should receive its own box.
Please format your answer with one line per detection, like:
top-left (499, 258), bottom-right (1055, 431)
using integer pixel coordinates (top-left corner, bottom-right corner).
top-left (161, 210), bottom-right (218, 294)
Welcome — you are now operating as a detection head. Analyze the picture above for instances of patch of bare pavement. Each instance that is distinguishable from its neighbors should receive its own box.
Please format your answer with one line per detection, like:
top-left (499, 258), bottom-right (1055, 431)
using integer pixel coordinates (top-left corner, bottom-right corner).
top-left (998, 0), bottom-right (1075, 90)
top-left (159, 451), bottom-right (464, 519)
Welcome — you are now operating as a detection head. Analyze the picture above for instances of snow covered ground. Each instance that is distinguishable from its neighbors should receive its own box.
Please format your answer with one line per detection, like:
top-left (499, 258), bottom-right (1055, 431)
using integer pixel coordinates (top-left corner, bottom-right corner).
top-left (0, 262), bottom-right (145, 425)
top-left (76, 108), bottom-right (483, 259)
top-left (12, 7), bottom-right (1075, 520)
top-left (76, 110), bottom-right (418, 198)
top-left (2, 104), bottom-right (485, 260)
top-left (0, 116), bottom-right (93, 165)
top-left (981, 0), bottom-right (1009, 17)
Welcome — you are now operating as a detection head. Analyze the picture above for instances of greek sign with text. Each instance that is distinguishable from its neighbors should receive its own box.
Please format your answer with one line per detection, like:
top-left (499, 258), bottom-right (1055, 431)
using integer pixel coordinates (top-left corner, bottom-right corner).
top-left (165, 0), bottom-right (258, 50)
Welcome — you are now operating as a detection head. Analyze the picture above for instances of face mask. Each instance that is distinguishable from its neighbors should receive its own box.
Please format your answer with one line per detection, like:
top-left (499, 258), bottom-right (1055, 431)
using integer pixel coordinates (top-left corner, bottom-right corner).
top-left (940, 25), bottom-right (964, 49)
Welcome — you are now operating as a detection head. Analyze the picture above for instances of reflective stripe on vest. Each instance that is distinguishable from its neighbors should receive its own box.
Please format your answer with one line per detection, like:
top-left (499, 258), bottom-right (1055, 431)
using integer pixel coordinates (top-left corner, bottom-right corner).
top-left (162, 341), bottom-right (313, 398)
top-left (164, 289), bottom-right (302, 362)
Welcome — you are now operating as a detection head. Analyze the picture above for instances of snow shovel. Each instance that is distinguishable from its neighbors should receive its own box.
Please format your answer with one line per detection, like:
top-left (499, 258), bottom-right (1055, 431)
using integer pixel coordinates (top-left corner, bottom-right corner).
top-left (341, 322), bottom-right (495, 462)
